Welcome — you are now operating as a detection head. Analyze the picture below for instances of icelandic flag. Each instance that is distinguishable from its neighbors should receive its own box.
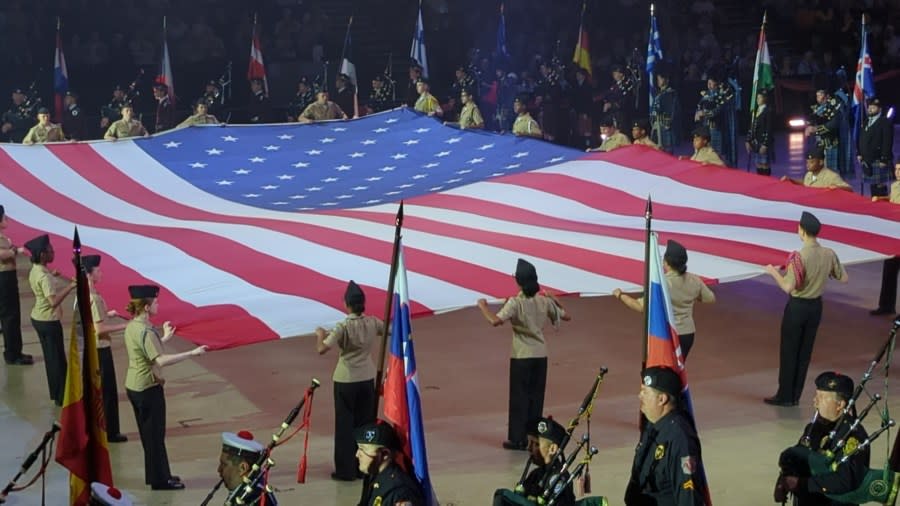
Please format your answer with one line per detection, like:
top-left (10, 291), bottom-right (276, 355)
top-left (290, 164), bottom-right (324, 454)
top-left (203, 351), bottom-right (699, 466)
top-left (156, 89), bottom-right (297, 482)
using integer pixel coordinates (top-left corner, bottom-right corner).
top-left (54, 25), bottom-right (69, 123)
top-left (382, 239), bottom-right (437, 506)
top-left (496, 3), bottom-right (510, 62)
top-left (852, 18), bottom-right (875, 143)
top-left (645, 7), bottom-right (663, 109)
top-left (410, 0), bottom-right (429, 78)
top-left (645, 231), bottom-right (712, 505)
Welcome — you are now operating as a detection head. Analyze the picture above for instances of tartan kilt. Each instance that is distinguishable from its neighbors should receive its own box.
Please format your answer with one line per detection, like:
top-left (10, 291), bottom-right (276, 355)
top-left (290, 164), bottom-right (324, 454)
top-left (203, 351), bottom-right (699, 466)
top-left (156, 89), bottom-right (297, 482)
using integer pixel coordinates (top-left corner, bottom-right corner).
top-left (753, 148), bottom-right (772, 166)
top-left (656, 127), bottom-right (677, 153)
top-left (709, 127), bottom-right (723, 159)
top-left (863, 162), bottom-right (896, 185)
top-left (824, 145), bottom-right (839, 172)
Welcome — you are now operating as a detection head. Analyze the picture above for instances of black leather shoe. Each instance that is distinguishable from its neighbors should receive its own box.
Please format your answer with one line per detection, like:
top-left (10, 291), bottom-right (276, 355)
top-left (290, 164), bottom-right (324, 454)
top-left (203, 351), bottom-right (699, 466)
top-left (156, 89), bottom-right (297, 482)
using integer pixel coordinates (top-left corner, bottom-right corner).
top-left (502, 440), bottom-right (527, 451)
top-left (870, 308), bottom-right (895, 316)
top-left (330, 471), bottom-right (358, 481)
top-left (4, 354), bottom-right (33, 365)
top-left (764, 397), bottom-right (797, 407)
top-left (108, 434), bottom-right (128, 443)
top-left (151, 479), bottom-right (185, 490)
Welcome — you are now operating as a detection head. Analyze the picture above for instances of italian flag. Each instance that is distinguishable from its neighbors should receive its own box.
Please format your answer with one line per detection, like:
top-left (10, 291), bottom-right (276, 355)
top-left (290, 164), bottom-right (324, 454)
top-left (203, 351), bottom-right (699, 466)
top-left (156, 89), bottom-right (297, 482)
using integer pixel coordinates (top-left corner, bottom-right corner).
top-left (750, 12), bottom-right (774, 114)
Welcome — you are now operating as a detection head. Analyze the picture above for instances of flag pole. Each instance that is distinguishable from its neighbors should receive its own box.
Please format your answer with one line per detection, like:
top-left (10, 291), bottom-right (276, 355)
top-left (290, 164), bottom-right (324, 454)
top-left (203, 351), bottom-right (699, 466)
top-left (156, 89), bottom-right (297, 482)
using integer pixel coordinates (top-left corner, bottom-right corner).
top-left (374, 201), bottom-right (405, 414)
top-left (642, 196), bottom-right (652, 366)
top-left (340, 16), bottom-right (352, 67)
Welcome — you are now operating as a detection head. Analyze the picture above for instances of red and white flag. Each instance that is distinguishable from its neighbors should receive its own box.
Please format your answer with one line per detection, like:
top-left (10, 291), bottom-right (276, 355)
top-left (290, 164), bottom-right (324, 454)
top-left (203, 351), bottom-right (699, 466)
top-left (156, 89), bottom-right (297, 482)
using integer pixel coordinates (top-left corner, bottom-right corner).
top-left (248, 15), bottom-right (268, 95)
top-left (156, 17), bottom-right (175, 106)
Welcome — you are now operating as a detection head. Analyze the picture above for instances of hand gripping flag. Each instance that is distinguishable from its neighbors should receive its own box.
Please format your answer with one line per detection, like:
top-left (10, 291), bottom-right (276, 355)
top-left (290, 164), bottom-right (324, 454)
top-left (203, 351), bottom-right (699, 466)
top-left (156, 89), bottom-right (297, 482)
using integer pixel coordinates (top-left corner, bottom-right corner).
top-left (382, 239), bottom-right (437, 506)
top-left (645, 231), bottom-right (712, 505)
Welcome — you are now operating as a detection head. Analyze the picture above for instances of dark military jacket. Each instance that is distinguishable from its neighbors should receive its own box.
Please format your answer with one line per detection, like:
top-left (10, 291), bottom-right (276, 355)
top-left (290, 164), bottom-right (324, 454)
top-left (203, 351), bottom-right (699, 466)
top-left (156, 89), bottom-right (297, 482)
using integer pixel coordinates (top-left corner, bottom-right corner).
top-left (362, 463), bottom-right (424, 506)
top-left (625, 410), bottom-right (707, 506)
top-left (101, 98), bottom-right (127, 124)
top-left (63, 103), bottom-right (87, 140)
top-left (2, 106), bottom-right (33, 143)
top-left (287, 90), bottom-right (315, 120)
top-left (155, 96), bottom-right (175, 133)
top-left (247, 90), bottom-right (271, 124)
top-left (780, 416), bottom-right (870, 506)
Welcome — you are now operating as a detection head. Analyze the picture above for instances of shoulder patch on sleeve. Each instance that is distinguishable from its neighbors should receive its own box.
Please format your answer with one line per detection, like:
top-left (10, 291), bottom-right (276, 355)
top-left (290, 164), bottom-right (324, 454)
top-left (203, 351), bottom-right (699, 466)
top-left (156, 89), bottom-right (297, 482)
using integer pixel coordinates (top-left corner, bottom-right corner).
top-left (681, 456), bottom-right (696, 475)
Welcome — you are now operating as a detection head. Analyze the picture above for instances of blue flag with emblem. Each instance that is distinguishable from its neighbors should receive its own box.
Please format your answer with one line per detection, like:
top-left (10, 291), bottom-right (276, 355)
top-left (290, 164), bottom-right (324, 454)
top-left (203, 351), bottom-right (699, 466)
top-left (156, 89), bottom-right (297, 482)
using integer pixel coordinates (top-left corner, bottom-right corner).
top-left (645, 4), bottom-right (663, 109)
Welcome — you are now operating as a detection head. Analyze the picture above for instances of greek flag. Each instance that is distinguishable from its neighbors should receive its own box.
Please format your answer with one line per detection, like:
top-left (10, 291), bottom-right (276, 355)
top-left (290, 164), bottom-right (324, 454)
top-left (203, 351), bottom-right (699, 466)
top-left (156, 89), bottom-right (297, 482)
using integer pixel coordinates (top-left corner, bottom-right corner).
top-left (645, 7), bottom-right (663, 109)
top-left (410, 1), bottom-right (429, 78)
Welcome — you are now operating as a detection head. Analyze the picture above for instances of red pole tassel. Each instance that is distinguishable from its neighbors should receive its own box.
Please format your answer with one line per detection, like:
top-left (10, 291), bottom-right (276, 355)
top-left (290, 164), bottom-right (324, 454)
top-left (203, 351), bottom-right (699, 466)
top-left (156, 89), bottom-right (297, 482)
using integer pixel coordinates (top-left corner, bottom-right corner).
top-left (296, 389), bottom-right (314, 483)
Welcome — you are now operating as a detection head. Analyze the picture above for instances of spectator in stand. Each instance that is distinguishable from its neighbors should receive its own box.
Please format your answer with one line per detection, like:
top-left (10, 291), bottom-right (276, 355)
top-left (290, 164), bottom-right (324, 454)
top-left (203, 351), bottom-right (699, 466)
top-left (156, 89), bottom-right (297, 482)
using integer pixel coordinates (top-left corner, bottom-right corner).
top-left (797, 50), bottom-right (820, 76)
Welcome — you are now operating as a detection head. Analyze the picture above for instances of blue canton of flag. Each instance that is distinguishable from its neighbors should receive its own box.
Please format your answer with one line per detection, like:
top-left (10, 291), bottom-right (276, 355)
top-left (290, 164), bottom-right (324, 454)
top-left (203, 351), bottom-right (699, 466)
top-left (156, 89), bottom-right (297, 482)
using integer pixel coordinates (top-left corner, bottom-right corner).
top-left (411, 1), bottom-right (429, 78)
top-left (138, 109), bottom-right (577, 212)
top-left (496, 3), bottom-right (510, 61)
top-left (646, 10), bottom-right (663, 110)
top-left (852, 18), bottom-right (875, 143)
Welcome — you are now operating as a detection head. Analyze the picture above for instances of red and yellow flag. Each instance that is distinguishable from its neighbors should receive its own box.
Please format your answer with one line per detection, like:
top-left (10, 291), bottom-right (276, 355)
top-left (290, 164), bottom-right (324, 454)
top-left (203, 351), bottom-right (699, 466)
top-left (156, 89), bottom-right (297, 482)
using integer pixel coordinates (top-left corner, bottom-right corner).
top-left (572, 0), bottom-right (592, 77)
top-left (55, 229), bottom-right (113, 505)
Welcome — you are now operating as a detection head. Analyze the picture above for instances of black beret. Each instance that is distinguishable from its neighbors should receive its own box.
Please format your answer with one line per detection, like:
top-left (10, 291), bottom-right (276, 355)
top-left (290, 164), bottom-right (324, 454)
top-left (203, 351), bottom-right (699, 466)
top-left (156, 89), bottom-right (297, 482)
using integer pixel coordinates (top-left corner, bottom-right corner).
top-left (25, 234), bottom-right (50, 257)
top-left (128, 285), bottom-right (160, 299)
top-left (354, 420), bottom-right (400, 450)
top-left (82, 254), bottom-right (101, 272)
top-left (0, 204), bottom-right (5, 220)
top-left (206, 79), bottom-right (220, 87)
top-left (632, 118), bottom-right (651, 132)
top-left (869, 97), bottom-right (882, 107)
top-left (12, 88), bottom-right (25, 95)
top-left (806, 145), bottom-right (825, 160)
top-left (515, 258), bottom-right (538, 285)
top-left (610, 63), bottom-right (625, 74)
top-left (514, 94), bottom-right (531, 105)
top-left (344, 280), bottom-right (365, 306)
top-left (692, 126), bottom-right (711, 140)
top-left (664, 240), bottom-right (688, 267)
top-left (112, 85), bottom-right (125, 92)
top-left (815, 371), bottom-right (854, 400)
top-left (250, 78), bottom-right (264, 85)
top-left (371, 74), bottom-right (385, 83)
top-left (416, 77), bottom-right (429, 85)
top-left (298, 76), bottom-right (310, 85)
top-left (37, 107), bottom-right (50, 115)
top-left (153, 83), bottom-right (169, 91)
top-left (598, 115), bottom-right (616, 128)
top-left (65, 91), bottom-right (78, 99)
top-left (800, 211), bottom-right (821, 236)
top-left (536, 417), bottom-right (567, 446)
top-left (642, 366), bottom-right (682, 398)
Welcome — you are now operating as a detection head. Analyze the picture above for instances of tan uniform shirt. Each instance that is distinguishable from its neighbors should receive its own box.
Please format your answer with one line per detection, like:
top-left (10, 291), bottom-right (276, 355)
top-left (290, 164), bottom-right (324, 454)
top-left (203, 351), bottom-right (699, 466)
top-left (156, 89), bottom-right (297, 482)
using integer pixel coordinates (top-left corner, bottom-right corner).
top-left (29, 264), bottom-right (62, 321)
top-left (414, 93), bottom-right (441, 115)
top-left (637, 271), bottom-right (715, 335)
top-left (785, 241), bottom-right (845, 299)
top-left (690, 146), bottom-right (725, 166)
top-left (323, 313), bottom-right (383, 383)
top-left (633, 136), bottom-right (660, 149)
top-left (23, 123), bottom-right (65, 144)
top-left (496, 292), bottom-right (565, 359)
top-left (124, 313), bottom-right (163, 391)
top-left (599, 132), bottom-right (632, 151)
top-left (512, 113), bottom-right (542, 138)
top-left (0, 232), bottom-right (16, 272)
top-left (890, 181), bottom-right (900, 204)
top-left (300, 101), bottom-right (345, 122)
top-left (803, 169), bottom-right (851, 189)
top-left (459, 102), bottom-right (484, 129)
top-left (105, 119), bottom-right (147, 139)
top-left (177, 113), bottom-right (218, 128)
top-left (73, 290), bottom-right (112, 349)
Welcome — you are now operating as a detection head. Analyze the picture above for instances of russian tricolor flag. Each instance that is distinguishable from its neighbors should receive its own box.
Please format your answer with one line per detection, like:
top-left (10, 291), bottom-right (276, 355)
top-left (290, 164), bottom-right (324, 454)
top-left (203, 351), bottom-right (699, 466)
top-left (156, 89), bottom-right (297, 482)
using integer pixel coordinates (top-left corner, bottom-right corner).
top-left (646, 231), bottom-right (712, 505)
top-left (382, 239), bottom-right (437, 506)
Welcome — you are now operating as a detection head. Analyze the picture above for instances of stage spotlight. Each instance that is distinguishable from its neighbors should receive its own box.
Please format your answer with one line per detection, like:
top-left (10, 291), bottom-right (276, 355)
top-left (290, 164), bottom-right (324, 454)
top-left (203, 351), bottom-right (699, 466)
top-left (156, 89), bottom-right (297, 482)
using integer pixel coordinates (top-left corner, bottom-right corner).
top-left (887, 107), bottom-right (895, 119)
top-left (788, 118), bottom-right (807, 129)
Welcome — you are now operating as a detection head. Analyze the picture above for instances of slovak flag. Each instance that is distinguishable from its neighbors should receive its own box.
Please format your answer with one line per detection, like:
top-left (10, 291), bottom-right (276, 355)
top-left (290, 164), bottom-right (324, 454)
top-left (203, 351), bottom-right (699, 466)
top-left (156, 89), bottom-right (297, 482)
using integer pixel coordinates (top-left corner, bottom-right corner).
top-left (645, 231), bottom-right (712, 505)
top-left (382, 239), bottom-right (437, 506)
top-left (53, 24), bottom-right (68, 123)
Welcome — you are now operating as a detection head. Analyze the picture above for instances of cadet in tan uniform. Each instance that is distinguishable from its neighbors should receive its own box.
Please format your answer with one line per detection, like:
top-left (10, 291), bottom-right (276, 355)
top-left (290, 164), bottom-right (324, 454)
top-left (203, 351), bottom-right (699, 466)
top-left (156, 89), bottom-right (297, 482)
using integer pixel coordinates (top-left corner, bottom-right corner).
top-left (123, 284), bottom-right (207, 490)
top-left (683, 126), bottom-right (725, 165)
top-left (511, 95), bottom-right (541, 138)
top-left (589, 116), bottom-right (631, 152)
top-left (0, 206), bottom-right (31, 365)
top-left (22, 107), bottom-right (66, 145)
top-left (870, 162), bottom-right (900, 317)
top-left (631, 118), bottom-right (659, 149)
top-left (81, 255), bottom-right (129, 442)
top-left (25, 234), bottom-right (76, 406)
top-left (298, 90), bottom-right (347, 124)
top-left (477, 259), bottom-right (571, 450)
top-left (413, 78), bottom-right (442, 117)
top-left (176, 100), bottom-right (219, 128)
top-left (104, 104), bottom-right (148, 140)
top-left (316, 280), bottom-right (381, 481)
top-left (781, 146), bottom-right (851, 191)
top-left (613, 240), bottom-right (715, 359)
top-left (445, 89), bottom-right (484, 130)
top-left (763, 212), bottom-right (848, 406)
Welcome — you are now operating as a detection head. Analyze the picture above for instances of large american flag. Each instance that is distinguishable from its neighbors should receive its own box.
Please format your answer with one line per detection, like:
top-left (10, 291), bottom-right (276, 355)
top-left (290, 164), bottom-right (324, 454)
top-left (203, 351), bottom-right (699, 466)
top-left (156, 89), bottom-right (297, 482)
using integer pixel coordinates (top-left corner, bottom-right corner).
top-left (3, 109), bottom-right (897, 349)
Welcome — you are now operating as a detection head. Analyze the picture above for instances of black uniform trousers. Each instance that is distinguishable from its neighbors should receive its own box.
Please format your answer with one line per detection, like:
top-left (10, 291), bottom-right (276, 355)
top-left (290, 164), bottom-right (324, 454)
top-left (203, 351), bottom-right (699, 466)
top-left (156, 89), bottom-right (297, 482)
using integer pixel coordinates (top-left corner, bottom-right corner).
top-left (98, 347), bottom-right (122, 436)
top-left (31, 319), bottom-right (66, 405)
top-left (0, 270), bottom-right (24, 361)
top-left (333, 379), bottom-right (376, 479)
top-left (679, 333), bottom-right (695, 360)
top-left (876, 257), bottom-right (899, 313)
top-left (126, 384), bottom-right (173, 486)
top-left (776, 297), bottom-right (823, 403)
top-left (508, 357), bottom-right (547, 444)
